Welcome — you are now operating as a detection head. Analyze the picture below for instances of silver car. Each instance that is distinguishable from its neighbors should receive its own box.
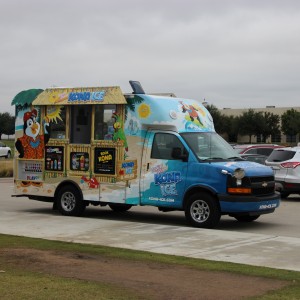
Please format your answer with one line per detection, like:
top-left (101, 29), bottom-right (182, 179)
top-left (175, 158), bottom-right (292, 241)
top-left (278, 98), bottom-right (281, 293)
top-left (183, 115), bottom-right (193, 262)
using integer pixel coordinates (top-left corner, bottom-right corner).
top-left (0, 142), bottom-right (12, 159)
top-left (266, 146), bottom-right (300, 198)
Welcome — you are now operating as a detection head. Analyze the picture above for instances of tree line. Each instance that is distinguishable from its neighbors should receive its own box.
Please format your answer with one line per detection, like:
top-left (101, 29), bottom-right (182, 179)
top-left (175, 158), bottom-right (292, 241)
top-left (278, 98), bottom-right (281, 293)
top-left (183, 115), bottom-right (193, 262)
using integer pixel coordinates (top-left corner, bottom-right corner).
top-left (206, 105), bottom-right (300, 144)
top-left (0, 112), bottom-right (14, 140)
top-left (1, 107), bottom-right (300, 143)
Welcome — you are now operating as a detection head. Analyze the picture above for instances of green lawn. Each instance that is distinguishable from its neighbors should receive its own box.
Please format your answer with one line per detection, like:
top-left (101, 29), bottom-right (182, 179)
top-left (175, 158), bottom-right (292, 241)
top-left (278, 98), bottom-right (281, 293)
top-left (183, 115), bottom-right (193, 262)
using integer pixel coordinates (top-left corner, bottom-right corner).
top-left (0, 234), bottom-right (299, 299)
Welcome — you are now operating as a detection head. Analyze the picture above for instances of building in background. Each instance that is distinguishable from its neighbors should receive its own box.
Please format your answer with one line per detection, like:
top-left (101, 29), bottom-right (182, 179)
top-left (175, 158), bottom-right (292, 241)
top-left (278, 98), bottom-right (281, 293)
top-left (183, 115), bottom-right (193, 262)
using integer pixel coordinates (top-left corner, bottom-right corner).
top-left (221, 106), bottom-right (300, 145)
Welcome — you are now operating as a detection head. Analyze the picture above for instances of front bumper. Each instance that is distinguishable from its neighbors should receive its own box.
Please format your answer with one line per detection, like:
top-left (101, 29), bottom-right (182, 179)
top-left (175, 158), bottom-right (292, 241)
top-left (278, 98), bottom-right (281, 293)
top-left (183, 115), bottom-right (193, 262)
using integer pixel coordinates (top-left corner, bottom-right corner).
top-left (218, 192), bottom-right (281, 214)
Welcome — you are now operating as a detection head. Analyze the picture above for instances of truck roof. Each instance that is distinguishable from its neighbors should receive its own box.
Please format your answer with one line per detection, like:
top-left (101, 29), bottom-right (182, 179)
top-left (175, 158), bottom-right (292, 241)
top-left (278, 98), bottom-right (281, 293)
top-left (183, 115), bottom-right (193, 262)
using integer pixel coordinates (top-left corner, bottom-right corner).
top-left (125, 94), bottom-right (215, 133)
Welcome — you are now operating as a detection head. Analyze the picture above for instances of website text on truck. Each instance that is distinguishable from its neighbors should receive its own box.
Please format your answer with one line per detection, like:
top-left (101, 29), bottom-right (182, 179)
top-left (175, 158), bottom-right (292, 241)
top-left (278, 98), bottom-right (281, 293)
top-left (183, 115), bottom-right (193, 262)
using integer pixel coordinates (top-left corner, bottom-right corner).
top-left (11, 81), bottom-right (280, 228)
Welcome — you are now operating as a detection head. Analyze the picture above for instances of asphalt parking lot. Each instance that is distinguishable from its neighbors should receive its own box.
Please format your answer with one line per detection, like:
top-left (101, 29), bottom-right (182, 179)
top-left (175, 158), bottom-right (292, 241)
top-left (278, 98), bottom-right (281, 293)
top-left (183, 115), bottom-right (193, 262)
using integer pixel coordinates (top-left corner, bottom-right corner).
top-left (1, 177), bottom-right (300, 271)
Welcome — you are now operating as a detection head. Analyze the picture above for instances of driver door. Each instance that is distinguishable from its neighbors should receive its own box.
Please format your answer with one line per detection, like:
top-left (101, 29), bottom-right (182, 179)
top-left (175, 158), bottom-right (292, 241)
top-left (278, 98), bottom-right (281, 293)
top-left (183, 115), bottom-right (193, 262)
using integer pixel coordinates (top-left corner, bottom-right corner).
top-left (141, 130), bottom-right (188, 208)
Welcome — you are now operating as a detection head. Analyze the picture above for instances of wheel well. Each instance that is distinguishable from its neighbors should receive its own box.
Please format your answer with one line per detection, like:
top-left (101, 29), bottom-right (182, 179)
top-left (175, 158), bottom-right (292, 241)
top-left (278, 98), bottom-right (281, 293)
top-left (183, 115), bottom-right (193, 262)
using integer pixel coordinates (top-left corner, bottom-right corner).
top-left (54, 180), bottom-right (83, 202)
top-left (183, 187), bottom-right (219, 210)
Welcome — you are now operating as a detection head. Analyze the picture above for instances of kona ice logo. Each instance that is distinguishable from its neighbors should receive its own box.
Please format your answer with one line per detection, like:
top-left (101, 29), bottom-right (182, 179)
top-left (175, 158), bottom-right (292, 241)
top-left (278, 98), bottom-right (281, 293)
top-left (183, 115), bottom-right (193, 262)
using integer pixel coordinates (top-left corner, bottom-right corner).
top-left (154, 171), bottom-right (181, 196)
top-left (68, 91), bottom-right (106, 102)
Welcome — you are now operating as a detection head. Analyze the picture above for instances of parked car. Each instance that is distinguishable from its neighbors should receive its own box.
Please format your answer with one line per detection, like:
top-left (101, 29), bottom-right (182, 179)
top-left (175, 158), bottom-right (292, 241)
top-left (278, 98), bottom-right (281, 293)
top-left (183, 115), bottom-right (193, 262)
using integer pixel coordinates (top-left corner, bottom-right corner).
top-left (0, 142), bottom-right (12, 159)
top-left (233, 144), bottom-right (283, 156)
top-left (265, 146), bottom-right (300, 198)
top-left (240, 153), bottom-right (268, 165)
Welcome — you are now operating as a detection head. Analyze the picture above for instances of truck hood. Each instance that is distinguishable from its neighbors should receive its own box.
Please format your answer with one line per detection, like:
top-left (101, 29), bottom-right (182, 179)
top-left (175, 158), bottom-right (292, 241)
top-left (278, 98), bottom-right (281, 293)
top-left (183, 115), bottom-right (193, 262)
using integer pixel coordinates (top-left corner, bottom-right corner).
top-left (212, 161), bottom-right (274, 177)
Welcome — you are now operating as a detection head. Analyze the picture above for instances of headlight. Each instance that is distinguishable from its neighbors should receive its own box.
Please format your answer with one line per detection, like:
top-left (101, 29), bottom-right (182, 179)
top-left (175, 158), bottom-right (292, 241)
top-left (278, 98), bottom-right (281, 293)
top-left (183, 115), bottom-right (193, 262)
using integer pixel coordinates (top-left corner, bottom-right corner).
top-left (233, 168), bottom-right (245, 180)
top-left (224, 168), bottom-right (252, 194)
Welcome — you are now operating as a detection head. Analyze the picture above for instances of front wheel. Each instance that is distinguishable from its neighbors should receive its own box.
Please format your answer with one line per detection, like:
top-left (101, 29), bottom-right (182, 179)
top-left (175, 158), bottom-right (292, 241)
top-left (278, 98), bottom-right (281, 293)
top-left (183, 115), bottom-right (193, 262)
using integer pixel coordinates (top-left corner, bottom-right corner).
top-left (280, 192), bottom-right (290, 199)
top-left (5, 151), bottom-right (11, 159)
top-left (185, 192), bottom-right (220, 228)
top-left (56, 185), bottom-right (85, 216)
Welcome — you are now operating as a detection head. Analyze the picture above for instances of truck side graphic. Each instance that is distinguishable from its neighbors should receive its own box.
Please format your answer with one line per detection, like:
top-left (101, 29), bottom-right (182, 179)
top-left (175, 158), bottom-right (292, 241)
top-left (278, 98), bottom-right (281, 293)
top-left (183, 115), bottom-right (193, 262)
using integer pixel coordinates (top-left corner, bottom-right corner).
top-left (11, 81), bottom-right (280, 228)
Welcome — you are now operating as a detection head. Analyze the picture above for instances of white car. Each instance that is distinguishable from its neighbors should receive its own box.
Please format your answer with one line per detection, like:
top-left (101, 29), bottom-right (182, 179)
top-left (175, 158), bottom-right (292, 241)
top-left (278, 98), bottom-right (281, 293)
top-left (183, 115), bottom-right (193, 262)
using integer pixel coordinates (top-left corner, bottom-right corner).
top-left (266, 146), bottom-right (300, 198)
top-left (0, 142), bottom-right (12, 159)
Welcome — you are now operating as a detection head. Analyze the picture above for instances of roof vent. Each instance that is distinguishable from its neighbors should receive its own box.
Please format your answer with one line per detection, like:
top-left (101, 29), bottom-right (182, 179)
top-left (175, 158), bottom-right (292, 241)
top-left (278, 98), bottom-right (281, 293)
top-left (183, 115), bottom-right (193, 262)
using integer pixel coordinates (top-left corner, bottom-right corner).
top-left (129, 80), bottom-right (145, 94)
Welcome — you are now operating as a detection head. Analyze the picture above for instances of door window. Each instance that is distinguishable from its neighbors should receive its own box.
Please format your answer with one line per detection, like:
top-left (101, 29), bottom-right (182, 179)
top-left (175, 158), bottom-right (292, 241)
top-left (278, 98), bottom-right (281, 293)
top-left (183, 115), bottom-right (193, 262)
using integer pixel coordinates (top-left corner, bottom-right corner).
top-left (151, 133), bottom-right (186, 160)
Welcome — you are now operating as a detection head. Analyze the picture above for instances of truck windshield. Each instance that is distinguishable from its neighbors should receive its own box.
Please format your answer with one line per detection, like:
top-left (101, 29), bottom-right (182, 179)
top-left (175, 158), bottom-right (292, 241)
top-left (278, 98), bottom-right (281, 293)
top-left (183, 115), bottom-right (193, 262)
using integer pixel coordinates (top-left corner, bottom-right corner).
top-left (181, 132), bottom-right (241, 161)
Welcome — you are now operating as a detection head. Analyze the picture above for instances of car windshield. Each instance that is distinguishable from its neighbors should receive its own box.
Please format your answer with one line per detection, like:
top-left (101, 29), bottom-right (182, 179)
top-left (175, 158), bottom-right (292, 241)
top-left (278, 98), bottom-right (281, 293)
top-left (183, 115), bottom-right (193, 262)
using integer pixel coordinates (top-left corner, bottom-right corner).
top-left (233, 146), bottom-right (246, 154)
top-left (267, 149), bottom-right (296, 162)
top-left (181, 132), bottom-right (241, 161)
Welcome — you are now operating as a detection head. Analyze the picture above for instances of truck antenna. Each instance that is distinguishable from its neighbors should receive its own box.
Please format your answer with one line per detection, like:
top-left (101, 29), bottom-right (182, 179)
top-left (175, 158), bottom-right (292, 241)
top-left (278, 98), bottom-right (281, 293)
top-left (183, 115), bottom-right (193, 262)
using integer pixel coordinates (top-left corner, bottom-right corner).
top-left (129, 80), bottom-right (145, 94)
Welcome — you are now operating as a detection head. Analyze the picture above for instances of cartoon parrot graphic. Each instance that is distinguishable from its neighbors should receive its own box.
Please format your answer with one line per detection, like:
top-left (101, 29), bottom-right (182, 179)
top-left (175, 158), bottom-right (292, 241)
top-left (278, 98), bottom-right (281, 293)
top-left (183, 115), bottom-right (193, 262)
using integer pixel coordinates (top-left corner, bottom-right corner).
top-left (15, 108), bottom-right (50, 159)
top-left (112, 112), bottom-right (128, 151)
top-left (179, 101), bottom-right (203, 126)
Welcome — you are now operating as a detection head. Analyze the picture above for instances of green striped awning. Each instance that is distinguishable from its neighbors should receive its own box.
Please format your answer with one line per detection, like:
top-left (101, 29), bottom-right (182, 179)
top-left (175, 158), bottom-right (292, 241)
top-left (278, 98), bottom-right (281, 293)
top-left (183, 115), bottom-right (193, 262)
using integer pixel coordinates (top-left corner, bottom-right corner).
top-left (11, 89), bottom-right (44, 106)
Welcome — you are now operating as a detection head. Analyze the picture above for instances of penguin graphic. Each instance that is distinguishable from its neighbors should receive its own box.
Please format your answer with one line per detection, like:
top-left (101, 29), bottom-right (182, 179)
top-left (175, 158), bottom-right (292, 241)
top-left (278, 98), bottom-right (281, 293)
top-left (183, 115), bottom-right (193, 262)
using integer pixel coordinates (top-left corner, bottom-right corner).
top-left (15, 108), bottom-right (50, 159)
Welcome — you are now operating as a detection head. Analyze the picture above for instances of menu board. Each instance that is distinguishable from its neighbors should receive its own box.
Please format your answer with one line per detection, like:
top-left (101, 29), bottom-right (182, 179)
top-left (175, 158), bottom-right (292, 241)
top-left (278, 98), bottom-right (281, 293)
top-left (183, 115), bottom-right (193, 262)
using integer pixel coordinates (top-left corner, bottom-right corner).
top-left (45, 146), bottom-right (64, 171)
top-left (70, 152), bottom-right (89, 171)
top-left (94, 148), bottom-right (116, 175)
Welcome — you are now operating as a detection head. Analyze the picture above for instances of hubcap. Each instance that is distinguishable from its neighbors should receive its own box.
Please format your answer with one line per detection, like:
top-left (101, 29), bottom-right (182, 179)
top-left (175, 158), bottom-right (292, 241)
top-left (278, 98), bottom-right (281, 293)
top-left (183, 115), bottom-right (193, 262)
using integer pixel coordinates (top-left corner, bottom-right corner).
top-left (190, 200), bottom-right (210, 223)
top-left (61, 192), bottom-right (76, 212)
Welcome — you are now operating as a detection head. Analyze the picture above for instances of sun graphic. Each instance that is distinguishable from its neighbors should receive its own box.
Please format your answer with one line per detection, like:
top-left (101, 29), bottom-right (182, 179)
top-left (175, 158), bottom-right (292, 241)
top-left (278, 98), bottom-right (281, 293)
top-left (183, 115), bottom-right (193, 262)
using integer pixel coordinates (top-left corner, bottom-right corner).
top-left (46, 105), bottom-right (63, 123)
top-left (138, 103), bottom-right (151, 118)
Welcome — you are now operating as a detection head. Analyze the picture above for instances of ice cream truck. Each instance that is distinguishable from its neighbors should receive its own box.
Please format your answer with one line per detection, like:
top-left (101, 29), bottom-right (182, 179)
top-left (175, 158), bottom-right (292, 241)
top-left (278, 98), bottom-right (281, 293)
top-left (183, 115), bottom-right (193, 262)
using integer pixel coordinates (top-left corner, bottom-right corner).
top-left (11, 81), bottom-right (280, 228)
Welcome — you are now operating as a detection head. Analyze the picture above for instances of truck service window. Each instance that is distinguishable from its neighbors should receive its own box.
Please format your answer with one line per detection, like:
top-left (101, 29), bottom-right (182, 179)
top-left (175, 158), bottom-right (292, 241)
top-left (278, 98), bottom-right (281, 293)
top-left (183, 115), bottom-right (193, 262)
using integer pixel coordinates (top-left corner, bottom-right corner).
top-left (46, 105), bottom-right (66, 139)
top-left (94, 105), bottom-right (116, 140)
top-left (70, 105), bottom-right (92, 144)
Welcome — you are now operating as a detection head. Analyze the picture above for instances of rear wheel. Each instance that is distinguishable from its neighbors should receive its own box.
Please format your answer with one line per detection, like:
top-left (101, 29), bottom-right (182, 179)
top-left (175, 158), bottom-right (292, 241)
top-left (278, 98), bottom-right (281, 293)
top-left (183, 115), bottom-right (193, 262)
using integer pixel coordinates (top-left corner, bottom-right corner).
top-left (185, 192), bottom-right (220, 228)
top-left (57, 185), bottom-right (85, 216)
top-left (5, 151), bottom-right (11, 159)
top-left (234, 215), bottom-right (260, 222)
top-left (108, 203), bottom-right (132, 212)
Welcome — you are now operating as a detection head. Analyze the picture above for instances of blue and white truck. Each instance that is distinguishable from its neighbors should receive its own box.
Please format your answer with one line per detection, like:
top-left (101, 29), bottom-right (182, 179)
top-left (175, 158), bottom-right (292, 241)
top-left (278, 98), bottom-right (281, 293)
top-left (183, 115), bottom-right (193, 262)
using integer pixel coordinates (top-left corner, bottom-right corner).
top-left (12, 81), bottom-right (280, 228)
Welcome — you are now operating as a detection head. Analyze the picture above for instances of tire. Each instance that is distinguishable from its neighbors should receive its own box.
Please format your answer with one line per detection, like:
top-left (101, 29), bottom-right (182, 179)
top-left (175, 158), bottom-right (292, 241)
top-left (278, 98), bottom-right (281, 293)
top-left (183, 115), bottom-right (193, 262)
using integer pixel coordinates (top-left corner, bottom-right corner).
top-left (234, 215), bottom-right (260, 222)
top-left (5, 151), bottom-right (11, 159)
top-left (280, 192), bottom-right (289, 199)
top-left (108, 203), bottom-right (132, 212)
top-left (184, 192), bottom-right (221, 228)
top-left (56, 185), bottom-right (85, 216)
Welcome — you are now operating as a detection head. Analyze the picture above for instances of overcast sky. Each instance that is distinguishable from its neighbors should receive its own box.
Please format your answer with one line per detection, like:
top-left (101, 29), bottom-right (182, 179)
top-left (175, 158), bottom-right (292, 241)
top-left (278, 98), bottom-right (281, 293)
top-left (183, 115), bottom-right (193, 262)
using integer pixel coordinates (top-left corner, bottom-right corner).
top-left (1, 0), bottom-right (300, 115)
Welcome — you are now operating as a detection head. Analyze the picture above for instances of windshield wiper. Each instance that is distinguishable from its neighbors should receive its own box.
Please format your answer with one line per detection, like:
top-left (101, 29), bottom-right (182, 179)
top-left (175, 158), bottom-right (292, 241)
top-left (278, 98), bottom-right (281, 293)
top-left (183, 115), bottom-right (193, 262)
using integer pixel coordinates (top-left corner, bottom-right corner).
top-left (201, 157), bottom-right (224, 161)
top-left (227, 156), bottom-right (243, 161)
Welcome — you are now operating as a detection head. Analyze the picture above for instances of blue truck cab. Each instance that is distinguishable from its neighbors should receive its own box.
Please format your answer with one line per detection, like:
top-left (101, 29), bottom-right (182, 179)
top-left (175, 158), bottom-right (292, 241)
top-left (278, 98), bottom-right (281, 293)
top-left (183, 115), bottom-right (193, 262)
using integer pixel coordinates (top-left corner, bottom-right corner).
top-left (12, 81), bottom-right (280, 228)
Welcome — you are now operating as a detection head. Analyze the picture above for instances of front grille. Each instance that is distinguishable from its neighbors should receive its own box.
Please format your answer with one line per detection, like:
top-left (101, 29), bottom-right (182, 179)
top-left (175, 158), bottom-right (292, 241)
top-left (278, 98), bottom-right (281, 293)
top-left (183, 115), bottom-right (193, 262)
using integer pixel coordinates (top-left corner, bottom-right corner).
top-left (249, 176), bottom-right (274, 183)
top-left (250, 176), bottom-right (275, 196)
top-left (227, 175), bottom-right (275, 196)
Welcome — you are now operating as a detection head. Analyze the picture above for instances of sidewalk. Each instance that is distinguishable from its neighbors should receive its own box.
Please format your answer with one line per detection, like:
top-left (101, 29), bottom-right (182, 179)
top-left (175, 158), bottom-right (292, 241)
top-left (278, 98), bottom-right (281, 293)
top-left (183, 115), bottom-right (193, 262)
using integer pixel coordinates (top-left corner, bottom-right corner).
top-left (1, 177), bottom-right (300, 272)
top-left (0, 204), bottom-right (299, 271)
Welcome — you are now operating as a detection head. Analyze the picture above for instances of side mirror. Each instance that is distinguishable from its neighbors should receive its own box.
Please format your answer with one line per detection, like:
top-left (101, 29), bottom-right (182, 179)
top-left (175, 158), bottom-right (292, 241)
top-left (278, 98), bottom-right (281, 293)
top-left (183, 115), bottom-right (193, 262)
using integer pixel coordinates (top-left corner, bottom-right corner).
top-left (172, 147), bottom-right (188, 162)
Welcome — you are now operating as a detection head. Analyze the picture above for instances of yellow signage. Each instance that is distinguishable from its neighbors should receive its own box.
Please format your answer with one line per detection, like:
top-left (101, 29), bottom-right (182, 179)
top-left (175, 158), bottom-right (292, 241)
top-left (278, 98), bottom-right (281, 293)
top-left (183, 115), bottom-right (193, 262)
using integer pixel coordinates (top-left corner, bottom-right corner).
top-left (32, 86), bottom-right (127, 105)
